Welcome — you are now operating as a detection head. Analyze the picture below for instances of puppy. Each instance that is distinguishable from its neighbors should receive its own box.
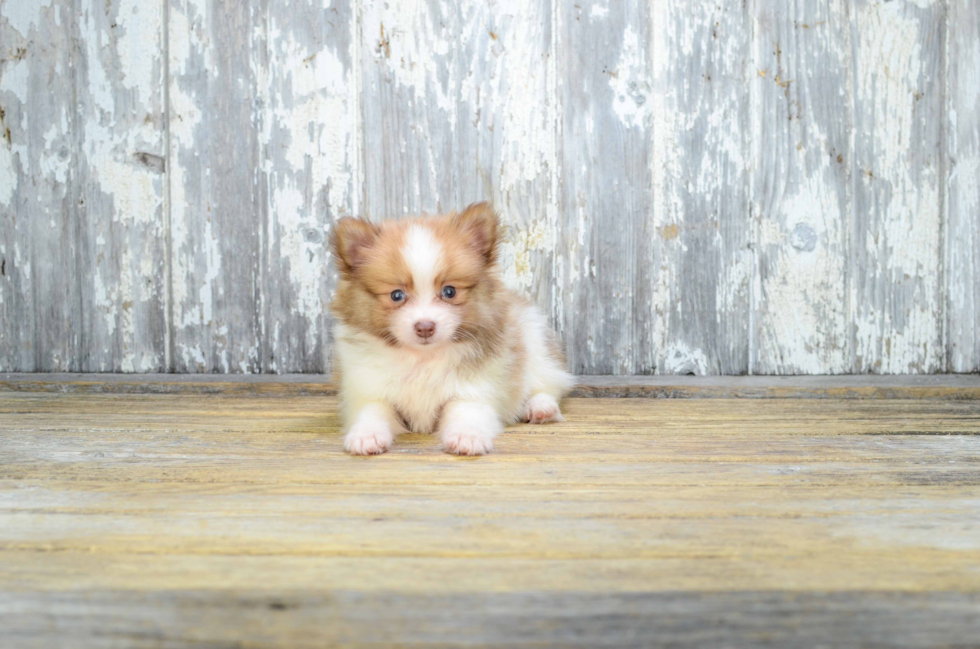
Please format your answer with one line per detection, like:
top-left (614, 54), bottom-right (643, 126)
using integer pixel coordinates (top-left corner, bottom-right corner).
top-left (330, 202), bottom-right (574, 456)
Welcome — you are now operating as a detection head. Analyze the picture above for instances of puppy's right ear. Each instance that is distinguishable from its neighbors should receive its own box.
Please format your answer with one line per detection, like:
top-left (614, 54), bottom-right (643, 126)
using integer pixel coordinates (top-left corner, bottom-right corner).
top-left (331, 217), bottom-right (379, 275)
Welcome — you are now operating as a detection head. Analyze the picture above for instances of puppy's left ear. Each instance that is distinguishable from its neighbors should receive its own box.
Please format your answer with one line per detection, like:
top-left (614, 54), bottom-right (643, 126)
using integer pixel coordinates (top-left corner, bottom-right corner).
top-left (453, 201), bottom-right (499, 264)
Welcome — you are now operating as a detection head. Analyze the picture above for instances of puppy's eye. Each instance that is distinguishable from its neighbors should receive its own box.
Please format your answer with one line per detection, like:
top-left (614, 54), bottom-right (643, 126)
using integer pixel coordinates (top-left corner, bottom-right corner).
top-left (442, 286), bottom-right (456, 299)
top-left (390, 290), bottom-right (406, 303)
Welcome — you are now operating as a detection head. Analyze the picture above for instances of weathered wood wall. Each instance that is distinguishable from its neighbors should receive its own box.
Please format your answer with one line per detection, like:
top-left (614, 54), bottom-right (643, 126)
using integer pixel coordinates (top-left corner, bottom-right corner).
top-left (0, 0), bottom-right (977, 375)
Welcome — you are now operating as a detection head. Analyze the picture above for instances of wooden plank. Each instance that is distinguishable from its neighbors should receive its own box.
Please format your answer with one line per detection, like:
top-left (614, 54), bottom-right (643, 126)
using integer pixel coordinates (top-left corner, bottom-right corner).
top-left (567, 374), bottom-right (980, 399)
top-left (456, 0), bottom-right (560, 327)
top-left (8, 483), bottom-right (980, 556)
top-left (0, 1), bottom-right (78, 371)
top-left (2, 589), bottom-right (978, 648)
top-left (2, 545), bottom-right (979, 593)
top-left (359, 0), bottom-right (458, 218)
top-left (559, 1), bottom-right (653, 374)
top-left (751, 0), bottom-right (852, 374)
top-left (74, 0), bottom-right (168, 371)
top-left (3, 373), bottom-right (980, 399)
top-left (651, 0), bottom-right (751, 374)
top-left (946, 0), bottom-right (980, 373)
top-left (4, 396), bottom-right (980, 479)
top-left (167, 0), bottom-right (263, 372)
top-left (1, 393), bottom-right (980, 645)
top-left (5, 448), bottom-right (980, 490)
top-left (8, 479), bottom-right (980, 517)
top-left (4, 393), bottom-right (980, 433)
top-left (5, 550), bottom-right (980, 599)
top-left (851, 0), bottom-right (945, 373)
top-left (262, 0), bottom-right (357, 373)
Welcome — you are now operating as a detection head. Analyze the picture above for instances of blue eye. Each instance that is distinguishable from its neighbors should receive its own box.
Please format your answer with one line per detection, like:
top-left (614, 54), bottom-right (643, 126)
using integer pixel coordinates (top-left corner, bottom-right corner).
top-left (442, 286), bottom-right (456, 299)
top-left (390, 290), bottom-right (405, 303)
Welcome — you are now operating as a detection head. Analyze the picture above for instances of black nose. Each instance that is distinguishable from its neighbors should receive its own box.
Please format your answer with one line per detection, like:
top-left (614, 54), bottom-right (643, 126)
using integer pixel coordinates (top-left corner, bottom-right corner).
top-left (415, 321), bottom-right (436, 339)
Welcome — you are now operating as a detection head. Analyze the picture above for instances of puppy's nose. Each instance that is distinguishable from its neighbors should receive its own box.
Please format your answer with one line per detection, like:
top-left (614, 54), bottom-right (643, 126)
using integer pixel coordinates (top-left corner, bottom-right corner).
top-left (414, 320), bottom-right (436, 339)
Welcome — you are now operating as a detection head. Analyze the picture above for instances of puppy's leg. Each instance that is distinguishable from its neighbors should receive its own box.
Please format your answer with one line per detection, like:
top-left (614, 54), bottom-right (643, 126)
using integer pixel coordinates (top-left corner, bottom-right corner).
top-left (523, 392), bottom-right (564, 424)
top-left (344, 402), bottom-right (399, 456)
top-left (516, 305), bottom-right (574, 425)
top-left (440, 401), bottom-right (502, 456)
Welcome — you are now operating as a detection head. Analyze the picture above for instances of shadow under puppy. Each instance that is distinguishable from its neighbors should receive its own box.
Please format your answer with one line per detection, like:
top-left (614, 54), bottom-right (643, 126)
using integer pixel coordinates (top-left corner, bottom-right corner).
top-left (330, 202), bottom-right (574, 456)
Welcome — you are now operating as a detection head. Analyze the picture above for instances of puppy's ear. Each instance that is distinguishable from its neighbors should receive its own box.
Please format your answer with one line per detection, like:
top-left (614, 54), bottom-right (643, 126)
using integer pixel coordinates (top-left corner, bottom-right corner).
top-left (331, 217), bottom-right (379, 275)
top-left (453, 202), bottom-right (499, 264)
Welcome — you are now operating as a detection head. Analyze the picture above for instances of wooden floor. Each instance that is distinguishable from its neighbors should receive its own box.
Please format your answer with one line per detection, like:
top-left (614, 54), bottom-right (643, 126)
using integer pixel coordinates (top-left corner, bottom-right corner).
top-left (2, 380), bottom-right (980, 647)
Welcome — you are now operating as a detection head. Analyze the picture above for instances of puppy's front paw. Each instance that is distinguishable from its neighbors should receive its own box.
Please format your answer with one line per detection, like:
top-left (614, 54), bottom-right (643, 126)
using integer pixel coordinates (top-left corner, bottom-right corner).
top-left (344, 423), bottom-right (393, 456)
top-left (524, 393), bottom-right (564, 424)
top-left (442, 427), bottom-right (494, 456)
top-left (440, 401), bottom-right (501, 456)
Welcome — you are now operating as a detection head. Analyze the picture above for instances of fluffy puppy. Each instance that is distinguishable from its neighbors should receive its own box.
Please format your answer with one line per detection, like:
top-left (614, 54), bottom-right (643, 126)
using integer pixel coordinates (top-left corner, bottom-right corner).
top-left (330, 202), bottom-right (574, 456)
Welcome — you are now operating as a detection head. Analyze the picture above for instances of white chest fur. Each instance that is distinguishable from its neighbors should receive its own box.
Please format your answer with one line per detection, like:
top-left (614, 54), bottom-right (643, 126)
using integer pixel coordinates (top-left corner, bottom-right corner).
top-left (334, 324), bottom-right (508, 433)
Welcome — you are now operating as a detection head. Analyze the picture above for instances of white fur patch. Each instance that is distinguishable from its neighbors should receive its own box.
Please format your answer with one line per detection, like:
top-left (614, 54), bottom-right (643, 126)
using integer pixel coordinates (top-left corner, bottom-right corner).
top-left (440, 401), bottom-right (502, 455)
top-left (524, 393), bottom-right (564, 424)
top-left (344, 402), bottom-right (396, 455)
top-left (402, 225), bottom-right (442, 297)
top-left (395, 225), bottom-right (458, 347)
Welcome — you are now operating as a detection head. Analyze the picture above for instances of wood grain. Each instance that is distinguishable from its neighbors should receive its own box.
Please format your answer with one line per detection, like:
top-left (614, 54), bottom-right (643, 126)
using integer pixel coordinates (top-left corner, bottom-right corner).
top-left (1, 390), bottom-right (979, 645)
top-left (1, 1), bottom-right (978, 375)
top-left (263, 0), bottom-right (356, 373)
top-left (751, 0), bottom-right (852, 374)
top-left (456, 0), bottom-right (560, 326)
top-left (0, 0), bottom-right (77, 371)
top-left (652, 0), bottom-right (751, 374)
top-left (75, 0), bottom-right (168, 372)
top-left (559, 0), bottom-right (653, 374)
top-left (851, 0), bottom-right (945, 373)
top-left (167, 0), bottom-right (264, 372)
top-left (3, 372), bottom-right (980, 399)
top-left (946, 0), bottom-right (980, 373)
top-left (359, 0), bottom-right (459, 218)
top-left (3, 589), bottom-right (978, 648)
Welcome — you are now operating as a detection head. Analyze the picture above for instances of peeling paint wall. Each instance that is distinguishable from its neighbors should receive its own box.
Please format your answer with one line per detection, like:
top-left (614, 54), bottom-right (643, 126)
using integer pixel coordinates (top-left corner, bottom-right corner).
top-left (0, 0), bottom-right (977, 375)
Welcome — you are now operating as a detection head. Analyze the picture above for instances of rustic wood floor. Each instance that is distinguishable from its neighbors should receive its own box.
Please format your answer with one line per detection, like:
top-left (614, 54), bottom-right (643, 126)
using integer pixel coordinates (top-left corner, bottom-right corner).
top-left (2, 380), bottom-right (980, 647)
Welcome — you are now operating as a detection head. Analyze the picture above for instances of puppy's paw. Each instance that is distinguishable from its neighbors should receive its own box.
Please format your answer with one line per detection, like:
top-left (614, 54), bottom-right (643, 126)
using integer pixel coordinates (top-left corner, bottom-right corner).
top-left (344, 423), bottom-right (393, 456)
top-left (442, 427), bottom-right (494, 456)
top-left (440, 401), bottom-right (501, 456)
top-left (524, 393), bottom-right (564, 424)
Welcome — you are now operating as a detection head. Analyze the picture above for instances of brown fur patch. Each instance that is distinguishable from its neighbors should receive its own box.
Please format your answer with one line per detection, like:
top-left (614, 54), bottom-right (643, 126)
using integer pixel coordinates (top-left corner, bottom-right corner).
top-left (330, 218), bottom-right (379, 275)
top-left (331, 219), bottom-right (410, 343)
top-left (452, 201), bottom-right (500, 264)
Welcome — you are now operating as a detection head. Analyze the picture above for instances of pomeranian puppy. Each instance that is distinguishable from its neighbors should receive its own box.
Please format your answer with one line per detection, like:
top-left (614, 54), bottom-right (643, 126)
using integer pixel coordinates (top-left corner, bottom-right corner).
top-left (330, 202), bottom-right (574, 456)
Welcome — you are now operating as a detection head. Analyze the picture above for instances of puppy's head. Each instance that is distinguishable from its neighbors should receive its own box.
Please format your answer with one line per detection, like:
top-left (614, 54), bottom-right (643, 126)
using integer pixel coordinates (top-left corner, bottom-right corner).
top-left (331, 202), bottom-right (501, 350)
